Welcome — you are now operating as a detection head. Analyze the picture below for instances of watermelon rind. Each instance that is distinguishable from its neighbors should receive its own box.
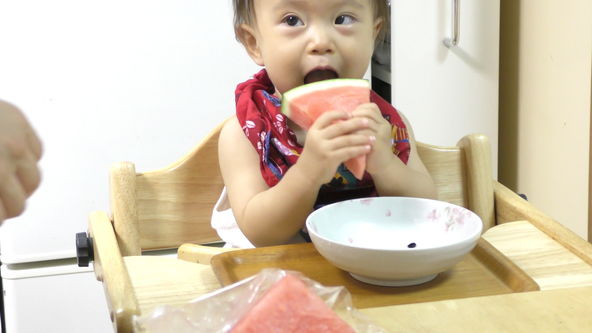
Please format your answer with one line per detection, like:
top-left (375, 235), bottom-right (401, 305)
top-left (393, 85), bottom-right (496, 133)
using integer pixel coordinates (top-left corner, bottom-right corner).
top-left (281, 78), bottom-right (370, 117)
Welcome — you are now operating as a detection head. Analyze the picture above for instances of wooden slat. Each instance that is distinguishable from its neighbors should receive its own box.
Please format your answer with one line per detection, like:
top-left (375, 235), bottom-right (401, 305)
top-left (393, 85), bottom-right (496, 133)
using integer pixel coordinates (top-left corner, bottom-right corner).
top-left (177, 243), bottom-right (236, 264)
top-left (89, 211), bottom-right (140, 333)
top-left (458, 134), bottom-right (495, 231)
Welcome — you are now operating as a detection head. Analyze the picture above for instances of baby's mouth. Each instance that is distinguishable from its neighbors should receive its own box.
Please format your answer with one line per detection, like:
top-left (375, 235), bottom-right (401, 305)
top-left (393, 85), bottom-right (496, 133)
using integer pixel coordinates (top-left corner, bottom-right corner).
top-left (303, 69), bottom-right (339, 84)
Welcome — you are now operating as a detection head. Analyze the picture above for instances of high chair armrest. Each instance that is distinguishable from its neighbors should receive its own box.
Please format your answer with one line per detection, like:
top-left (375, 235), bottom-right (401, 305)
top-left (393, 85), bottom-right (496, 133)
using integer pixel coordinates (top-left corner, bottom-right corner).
top-left (493, 181), bottom-right (592, 265)
top-left (177, 243), bottom-right (238, 264)
top-left (89, 210), bottom-right (140, 333)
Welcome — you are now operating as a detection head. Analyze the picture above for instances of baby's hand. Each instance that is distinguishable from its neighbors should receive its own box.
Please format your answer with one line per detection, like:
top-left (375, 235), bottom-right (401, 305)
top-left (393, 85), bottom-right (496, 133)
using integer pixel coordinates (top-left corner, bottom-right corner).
top-left (350, 103), bottom-right (394, 175)
top-left (297, 110), bottom-right (372, 185)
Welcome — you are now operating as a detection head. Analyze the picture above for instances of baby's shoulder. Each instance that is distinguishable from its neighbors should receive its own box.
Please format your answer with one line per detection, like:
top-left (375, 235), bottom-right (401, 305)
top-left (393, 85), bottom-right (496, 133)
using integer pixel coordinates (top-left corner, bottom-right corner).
top-left (220, 115), bottom-right (242, 138)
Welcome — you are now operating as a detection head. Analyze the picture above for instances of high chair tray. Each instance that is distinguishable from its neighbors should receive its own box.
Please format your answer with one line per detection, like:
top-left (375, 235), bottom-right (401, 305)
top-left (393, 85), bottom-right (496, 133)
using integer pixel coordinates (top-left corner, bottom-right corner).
top-left (210, 238), bottom-right (539, 308)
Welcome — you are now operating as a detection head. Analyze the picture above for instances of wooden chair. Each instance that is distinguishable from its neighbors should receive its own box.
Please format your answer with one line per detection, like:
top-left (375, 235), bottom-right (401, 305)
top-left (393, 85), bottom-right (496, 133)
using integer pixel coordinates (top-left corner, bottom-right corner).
top-left (86, 119), bottom-right (589, 332)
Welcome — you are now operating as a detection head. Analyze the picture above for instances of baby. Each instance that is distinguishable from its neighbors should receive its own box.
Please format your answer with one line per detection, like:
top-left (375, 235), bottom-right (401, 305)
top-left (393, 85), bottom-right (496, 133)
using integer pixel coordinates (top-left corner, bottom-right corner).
top-left (213, 0), bottom-right (437, 247)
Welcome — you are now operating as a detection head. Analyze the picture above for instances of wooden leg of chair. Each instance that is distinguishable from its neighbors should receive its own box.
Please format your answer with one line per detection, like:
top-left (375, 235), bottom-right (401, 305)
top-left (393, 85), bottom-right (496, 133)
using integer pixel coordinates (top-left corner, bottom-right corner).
top-left (89, 211), bottom-right (140, 333)
top-left (177, 243), bottom-right (238, 264)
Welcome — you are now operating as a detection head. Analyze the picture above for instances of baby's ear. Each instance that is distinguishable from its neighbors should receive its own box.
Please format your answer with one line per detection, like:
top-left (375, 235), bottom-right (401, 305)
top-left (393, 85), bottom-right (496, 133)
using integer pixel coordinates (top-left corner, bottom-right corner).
top-left (373, 17), bottom-right (384, 43)
top-left (237, 24), bottom-right (264, 66)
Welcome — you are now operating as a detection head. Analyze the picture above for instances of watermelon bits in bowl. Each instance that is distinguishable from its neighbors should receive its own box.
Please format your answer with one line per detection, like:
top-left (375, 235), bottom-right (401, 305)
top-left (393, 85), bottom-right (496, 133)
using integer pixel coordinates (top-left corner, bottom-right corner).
top-left (306, 197), bottom-right (483, 287)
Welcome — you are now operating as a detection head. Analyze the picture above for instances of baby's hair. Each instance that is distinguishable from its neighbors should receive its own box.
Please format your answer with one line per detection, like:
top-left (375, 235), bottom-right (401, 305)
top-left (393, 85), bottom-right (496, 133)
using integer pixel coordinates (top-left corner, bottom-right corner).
top-left (232, 0), bottom-right (390, 44)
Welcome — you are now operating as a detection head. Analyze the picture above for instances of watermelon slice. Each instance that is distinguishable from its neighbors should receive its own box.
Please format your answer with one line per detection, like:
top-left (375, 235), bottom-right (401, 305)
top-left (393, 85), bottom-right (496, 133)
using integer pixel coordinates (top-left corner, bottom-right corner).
top-left (281, 79), bottom-right (370, 180)
top-left (230, 274), bottom-right (356, 333)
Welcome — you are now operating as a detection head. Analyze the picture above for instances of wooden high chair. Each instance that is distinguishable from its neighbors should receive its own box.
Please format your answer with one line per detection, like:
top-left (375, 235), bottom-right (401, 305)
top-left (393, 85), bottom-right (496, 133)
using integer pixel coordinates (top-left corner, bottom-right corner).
top-left (85, 118), bottom-right (592, 332)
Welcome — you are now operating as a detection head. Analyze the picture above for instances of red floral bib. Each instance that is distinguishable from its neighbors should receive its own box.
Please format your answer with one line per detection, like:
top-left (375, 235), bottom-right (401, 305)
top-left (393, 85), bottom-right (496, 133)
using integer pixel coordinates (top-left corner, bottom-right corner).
top-left (235, 69), bottom-right (410, 198)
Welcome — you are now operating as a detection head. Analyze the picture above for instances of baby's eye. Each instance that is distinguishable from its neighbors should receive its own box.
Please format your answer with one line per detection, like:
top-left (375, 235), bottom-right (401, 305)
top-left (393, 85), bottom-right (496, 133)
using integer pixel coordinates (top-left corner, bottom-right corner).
top-left (335, 15), bottom-right (356, 25)
top-left (282, 15), bottom-right (303, 27)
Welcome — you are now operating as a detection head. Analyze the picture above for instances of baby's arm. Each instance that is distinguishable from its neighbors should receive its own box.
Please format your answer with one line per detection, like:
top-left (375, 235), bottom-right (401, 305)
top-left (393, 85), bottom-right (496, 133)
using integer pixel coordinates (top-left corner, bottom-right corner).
top-left (219, 112), bottom-right (371, 246)
top-left (352, 104), bottom-right (437, 199)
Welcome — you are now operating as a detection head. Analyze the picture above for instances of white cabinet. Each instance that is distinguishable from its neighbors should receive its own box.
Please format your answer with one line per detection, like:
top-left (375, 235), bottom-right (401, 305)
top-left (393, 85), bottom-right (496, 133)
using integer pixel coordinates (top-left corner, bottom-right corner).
top-left (1, 263), bottom-right (112, 332)
top-left (375, 0), bottom-right (500, 176)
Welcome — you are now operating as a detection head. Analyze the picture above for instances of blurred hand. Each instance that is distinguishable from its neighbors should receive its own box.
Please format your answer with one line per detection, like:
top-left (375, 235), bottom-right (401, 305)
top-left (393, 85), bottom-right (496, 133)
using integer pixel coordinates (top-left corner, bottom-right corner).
top-left (297, 110), bottom-right (372, 185)
top-left (0, 100), bottom-right (43, 223)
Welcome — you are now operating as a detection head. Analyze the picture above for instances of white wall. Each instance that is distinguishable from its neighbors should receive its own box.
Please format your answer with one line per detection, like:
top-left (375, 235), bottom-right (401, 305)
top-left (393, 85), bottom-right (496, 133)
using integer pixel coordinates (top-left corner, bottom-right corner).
top-left (0, 0), bottom-right (260, 262)
top-left (499, 0), bottom-right (592, 239)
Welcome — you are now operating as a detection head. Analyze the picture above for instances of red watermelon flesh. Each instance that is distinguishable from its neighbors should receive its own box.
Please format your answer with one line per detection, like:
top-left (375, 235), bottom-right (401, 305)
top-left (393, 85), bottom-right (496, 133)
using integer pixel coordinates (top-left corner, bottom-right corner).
top-left (281, 79), bottom-right (370, 180)
top-left (230, 274), bottom-right (356, 333)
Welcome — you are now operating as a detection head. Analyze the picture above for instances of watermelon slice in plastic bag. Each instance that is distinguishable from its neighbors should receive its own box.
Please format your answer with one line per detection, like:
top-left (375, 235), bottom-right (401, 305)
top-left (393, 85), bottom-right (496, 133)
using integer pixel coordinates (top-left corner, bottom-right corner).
top-left (281, 79), bottom-right (370, 179)
top-left (133, 268), bottom-right (388, 332)
top-left (230, 273), bottom-right (356, 333)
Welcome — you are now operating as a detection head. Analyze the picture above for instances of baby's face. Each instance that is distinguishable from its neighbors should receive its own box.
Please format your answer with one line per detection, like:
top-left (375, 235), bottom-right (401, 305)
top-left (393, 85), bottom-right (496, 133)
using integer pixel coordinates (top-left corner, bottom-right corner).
top-left (249, 0), bottom-right (381, 95)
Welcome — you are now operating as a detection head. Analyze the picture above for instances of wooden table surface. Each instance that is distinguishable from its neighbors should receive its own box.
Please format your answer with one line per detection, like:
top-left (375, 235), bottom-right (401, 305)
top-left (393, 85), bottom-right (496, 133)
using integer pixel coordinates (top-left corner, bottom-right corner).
top-left (361, 286), bottom-right (592, 332)
top-left (482, 221), bottom-right (592, 289)
top-left (127, 220), bottom-right (592, 331)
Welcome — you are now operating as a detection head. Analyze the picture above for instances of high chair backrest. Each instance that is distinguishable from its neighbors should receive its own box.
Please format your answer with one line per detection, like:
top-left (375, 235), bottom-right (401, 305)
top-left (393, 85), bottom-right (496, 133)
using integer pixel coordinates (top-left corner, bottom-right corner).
top-left (110, 121), bottom-right (227, 256)
top-left (109, 118), bottom-right (494, 256)
top-left (417, 134), bottom-right (494, 231)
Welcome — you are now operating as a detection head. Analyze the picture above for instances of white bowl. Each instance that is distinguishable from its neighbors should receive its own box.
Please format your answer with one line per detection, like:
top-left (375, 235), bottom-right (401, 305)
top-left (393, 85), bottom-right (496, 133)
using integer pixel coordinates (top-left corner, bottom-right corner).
top-left (306, 197), bottom-right (483, 286)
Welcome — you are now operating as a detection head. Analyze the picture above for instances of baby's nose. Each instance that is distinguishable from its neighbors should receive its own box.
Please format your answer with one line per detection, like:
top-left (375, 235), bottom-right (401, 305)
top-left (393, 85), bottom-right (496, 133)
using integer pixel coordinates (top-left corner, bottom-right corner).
top-left (307, 26), bottom-right (334, 55)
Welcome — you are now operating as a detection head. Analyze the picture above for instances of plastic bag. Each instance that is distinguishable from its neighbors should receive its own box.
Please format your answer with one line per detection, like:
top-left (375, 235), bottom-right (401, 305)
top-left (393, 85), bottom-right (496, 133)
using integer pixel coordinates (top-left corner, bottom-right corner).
top-left (134, 268), bottom-right (389, 333)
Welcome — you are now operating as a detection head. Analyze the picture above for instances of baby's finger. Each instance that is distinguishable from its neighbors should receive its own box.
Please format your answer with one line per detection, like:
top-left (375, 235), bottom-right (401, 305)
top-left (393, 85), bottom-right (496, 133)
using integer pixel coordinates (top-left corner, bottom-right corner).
top-left (332, 144), bottom-right (372, 162)
top-left (328, 133), bottom-right (373, 150)
top-left (351, 104), bottom-right (385, 124)
top-left (351, 103), bottom-right (380, 116)
top-left (322, 117), bottom-right (370, 139)
top-left (311, 110), bottom-right (351, 129)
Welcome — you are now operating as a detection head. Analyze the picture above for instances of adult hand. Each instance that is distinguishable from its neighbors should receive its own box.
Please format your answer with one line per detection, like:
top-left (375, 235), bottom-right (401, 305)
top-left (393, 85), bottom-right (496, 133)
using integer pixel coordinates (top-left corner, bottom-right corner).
top-left (0, 100), bottom-right (43, 223)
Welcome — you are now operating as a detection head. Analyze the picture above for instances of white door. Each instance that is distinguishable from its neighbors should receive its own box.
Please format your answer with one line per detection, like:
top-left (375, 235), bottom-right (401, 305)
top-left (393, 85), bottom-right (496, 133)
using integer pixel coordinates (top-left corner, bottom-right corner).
top-left (390, 0), bottom-right (500, 176)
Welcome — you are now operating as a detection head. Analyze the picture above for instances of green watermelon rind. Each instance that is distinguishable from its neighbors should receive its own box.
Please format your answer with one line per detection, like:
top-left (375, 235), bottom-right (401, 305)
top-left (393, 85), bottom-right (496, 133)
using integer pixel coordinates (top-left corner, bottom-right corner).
top-left (280, 78), bottom-right (370, 117)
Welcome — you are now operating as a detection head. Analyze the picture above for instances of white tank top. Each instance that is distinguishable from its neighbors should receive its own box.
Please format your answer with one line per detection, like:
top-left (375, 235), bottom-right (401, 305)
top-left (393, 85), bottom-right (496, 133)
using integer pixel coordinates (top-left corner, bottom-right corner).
top-left (211, 187), bottom-right (305, 248)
